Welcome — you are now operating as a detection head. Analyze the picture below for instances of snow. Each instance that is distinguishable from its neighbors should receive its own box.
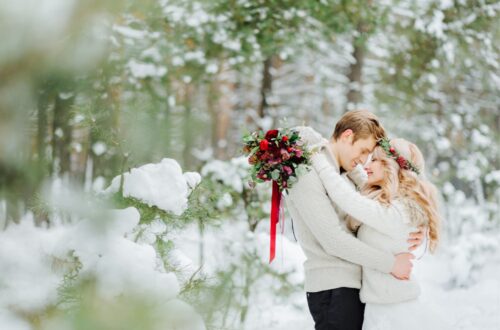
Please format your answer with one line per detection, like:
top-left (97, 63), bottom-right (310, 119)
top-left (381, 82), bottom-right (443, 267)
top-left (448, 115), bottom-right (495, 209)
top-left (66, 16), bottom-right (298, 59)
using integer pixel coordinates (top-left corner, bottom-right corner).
top-left (201, 156), bottom-right (250, 193)
top-left (485, 170), bottom-right (500, 184)
top-left (0, 207), bottom-right (182, 311)
top-left (0, 216), bottom-right (63, 312)
top-left (127, 59), bottom-right (167, 79)
top-left (184, 171), bottom-right (202, 190)
top-left (216, 192), bottom-right (233, 209)
top-left (92, 141), bottom-right (107, 156)
top-left (141, 47), bottom-right (162, 62)
top-left (113, 25), bottom-right (148, 39)
top-left (0, 310), bottom-right (31, 330)
top-left (0, 205), bottom-right (204, 329)
top-left (103, 158), bottom-right (200, 215)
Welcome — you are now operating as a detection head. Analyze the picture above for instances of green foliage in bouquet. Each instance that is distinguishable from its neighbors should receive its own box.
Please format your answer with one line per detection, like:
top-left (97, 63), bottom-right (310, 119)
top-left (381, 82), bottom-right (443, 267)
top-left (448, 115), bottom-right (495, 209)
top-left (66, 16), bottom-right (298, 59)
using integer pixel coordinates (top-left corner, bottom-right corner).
top-left (242, 128), bottom-right (312, 192)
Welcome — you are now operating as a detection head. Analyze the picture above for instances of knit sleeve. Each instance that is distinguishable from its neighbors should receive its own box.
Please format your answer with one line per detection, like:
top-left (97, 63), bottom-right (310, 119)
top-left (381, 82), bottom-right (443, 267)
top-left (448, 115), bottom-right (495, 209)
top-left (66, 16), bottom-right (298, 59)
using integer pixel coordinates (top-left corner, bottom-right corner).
top-left (286, 170), bottom-right (395, 273)
top-left (312, 155), bottom-right (411, 238)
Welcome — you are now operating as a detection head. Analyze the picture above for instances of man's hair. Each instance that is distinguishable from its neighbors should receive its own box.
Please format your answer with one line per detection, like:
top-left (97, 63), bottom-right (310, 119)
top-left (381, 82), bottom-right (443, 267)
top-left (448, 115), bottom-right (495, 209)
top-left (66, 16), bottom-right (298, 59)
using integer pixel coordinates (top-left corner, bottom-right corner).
top-left (332, 110), bottom-right (386, 143)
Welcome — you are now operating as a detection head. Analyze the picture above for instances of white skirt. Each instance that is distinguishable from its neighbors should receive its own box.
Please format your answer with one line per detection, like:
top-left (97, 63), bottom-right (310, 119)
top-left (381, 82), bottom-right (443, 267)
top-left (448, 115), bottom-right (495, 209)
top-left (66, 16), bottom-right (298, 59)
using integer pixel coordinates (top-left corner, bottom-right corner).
top-left (363, 296), bottom-right (452, 330)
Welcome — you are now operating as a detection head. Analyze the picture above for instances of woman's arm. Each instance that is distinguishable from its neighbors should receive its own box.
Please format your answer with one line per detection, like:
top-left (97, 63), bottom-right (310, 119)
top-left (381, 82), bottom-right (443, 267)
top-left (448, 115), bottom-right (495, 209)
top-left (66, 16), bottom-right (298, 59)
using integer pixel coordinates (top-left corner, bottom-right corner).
top-left (312, 153), bottom-right (409, 238)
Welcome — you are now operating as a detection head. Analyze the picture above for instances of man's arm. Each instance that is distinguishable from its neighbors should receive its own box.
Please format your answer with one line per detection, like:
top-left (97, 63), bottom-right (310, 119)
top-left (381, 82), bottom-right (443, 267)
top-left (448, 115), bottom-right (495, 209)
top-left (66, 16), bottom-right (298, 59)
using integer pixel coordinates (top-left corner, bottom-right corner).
top-left (287, 170), bottom-right (409, 275)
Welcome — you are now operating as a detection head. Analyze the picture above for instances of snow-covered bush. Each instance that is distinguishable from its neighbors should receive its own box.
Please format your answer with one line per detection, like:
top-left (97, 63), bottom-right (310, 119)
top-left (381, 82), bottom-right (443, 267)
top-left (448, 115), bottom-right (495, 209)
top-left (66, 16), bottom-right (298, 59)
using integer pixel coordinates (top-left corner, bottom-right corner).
top-left (0, 158), bottom-right (206, 330)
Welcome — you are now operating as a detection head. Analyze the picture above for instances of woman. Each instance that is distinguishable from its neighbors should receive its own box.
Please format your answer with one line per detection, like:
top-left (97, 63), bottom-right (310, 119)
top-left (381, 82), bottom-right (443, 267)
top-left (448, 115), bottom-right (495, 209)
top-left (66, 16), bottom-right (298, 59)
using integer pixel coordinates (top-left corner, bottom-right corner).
top-left (311, 137), bottom-right (449, 329)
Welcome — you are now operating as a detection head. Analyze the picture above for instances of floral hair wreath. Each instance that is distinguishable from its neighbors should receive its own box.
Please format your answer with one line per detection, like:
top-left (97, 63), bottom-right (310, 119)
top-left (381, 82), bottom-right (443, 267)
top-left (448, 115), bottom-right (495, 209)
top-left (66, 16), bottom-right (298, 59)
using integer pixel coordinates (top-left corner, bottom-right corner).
top-left (377, 137), bottom-right (421, 175)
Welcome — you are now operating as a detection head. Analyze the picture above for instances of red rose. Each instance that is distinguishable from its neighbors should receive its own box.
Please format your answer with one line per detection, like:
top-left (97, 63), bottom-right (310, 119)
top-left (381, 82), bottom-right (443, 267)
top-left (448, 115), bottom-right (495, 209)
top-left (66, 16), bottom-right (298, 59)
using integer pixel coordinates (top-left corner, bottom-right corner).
top-left (265, 129), bottom-right (279, 140)
top-left (389, 147), bottom-right (395, 154)
top-left (287, 147), bottom-right (293, 152)
top-left (396, 156), bottom-right (407, 168)
top-left (260, 139), bottom-right (269, 151)
top-left (282, 135), bottom-right (288, 142)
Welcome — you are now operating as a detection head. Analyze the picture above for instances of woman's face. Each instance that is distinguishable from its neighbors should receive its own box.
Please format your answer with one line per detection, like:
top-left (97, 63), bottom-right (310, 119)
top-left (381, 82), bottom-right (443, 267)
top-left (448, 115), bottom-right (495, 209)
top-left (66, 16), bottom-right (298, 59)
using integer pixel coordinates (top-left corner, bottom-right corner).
top-left (364, 154), bottom-right (385, 185)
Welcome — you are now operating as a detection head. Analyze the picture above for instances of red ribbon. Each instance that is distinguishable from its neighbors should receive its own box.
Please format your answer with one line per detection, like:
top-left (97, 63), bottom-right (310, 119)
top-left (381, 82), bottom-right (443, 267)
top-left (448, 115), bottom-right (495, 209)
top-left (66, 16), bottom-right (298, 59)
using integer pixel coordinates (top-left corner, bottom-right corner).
top-left (269, 180), bottom-right (282, 263)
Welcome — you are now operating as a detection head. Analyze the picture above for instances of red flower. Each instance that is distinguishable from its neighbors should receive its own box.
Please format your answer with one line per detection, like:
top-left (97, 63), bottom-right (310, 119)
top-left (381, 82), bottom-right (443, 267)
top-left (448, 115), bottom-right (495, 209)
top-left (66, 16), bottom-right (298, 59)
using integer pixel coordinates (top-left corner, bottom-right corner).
top-left (389, 147), bottom-right (396, 154)
top-left (260, 139), bottom-right (269, 151)
top-left (265, 129), bottom-right (279, 140)
top-left (396, 156), bottom-right (407, 169)
top-left (282, 135), bottom-right (288, 142)
top-left (287, 147), bottom-right (293, 152)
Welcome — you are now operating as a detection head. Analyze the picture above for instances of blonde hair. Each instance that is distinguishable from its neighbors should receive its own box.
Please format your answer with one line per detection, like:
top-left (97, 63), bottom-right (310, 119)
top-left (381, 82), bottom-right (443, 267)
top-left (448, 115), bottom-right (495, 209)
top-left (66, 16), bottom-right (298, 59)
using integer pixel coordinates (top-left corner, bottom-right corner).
top-left (332, 110), bottom-right (386, 143)
top-left (347, 138), bottom-right (441, 253)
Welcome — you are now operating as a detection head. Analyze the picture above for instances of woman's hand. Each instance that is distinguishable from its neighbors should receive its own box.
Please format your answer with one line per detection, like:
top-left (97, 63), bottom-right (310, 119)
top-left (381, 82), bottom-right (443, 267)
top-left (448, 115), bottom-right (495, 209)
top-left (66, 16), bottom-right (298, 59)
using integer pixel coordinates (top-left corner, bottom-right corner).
top-left (408, 226), bottom-right (426, 252)
top-left (390, 252), bottom-right (415, 280)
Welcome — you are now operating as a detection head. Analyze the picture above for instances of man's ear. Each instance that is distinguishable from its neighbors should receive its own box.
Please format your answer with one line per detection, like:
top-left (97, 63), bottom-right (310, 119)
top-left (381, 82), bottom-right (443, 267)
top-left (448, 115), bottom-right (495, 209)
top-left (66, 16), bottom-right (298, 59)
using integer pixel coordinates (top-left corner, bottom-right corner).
top-left (340, 129), bottom-right (353, 140)
top-left (340, 129), bottom-right (354, 144)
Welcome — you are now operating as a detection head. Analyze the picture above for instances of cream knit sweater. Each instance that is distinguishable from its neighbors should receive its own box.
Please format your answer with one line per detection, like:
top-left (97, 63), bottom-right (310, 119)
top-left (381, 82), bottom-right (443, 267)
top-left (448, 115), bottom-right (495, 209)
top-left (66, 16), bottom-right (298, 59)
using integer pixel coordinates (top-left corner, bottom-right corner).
top-left (312, 152), bottom-right (428, 304)
top-left (284, 130), bottom-right (395, 293)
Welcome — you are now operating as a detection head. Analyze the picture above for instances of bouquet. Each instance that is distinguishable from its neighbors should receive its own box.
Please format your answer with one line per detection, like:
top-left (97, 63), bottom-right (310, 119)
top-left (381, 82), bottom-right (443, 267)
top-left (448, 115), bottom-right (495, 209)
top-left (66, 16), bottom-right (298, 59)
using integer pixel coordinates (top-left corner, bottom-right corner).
top-left (242, 128), bottom-right (312, 263)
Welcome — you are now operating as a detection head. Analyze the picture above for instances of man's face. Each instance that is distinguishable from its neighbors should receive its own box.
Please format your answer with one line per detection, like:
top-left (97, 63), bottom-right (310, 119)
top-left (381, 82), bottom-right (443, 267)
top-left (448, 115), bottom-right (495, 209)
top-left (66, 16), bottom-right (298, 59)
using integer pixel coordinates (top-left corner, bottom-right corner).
top-left (337, 130), bottom-right (377, 171)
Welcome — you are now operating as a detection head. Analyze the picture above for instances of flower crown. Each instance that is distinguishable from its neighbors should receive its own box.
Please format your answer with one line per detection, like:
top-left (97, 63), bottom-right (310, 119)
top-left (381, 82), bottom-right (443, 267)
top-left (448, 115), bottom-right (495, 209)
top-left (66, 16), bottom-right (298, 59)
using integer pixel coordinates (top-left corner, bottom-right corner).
top-left (377, 137), bottom-right (420, 175)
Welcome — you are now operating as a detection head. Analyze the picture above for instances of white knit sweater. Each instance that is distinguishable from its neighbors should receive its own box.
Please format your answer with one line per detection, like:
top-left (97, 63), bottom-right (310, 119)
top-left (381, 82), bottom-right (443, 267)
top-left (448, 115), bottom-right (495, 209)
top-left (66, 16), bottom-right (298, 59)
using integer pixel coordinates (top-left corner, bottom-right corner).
top-left (312, 152), bottom-right (428, 304)
top-left (284, 130), bottom-right (395, 293)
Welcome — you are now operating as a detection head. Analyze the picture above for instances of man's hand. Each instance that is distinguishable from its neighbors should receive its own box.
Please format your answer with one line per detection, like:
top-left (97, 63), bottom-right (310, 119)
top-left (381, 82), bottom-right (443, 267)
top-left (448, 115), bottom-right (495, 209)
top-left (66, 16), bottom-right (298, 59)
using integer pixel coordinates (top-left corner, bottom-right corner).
top-left (390, 252), bottom-right (415, 280)
top-left (408, 225), bottom-right (426, 251)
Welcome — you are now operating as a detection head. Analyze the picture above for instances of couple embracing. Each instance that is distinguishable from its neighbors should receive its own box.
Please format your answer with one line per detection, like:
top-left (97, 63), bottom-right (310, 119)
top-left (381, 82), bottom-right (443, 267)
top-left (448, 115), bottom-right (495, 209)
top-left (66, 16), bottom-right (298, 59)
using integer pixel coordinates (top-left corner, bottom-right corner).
top-left (285, 110), bottom-right (449, 329)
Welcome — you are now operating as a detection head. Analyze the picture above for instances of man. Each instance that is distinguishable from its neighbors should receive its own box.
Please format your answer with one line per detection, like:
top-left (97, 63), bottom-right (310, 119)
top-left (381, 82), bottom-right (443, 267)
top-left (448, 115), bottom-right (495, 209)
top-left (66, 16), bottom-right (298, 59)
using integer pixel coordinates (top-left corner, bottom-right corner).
top-left (285, 110), bottom-right (424, 330)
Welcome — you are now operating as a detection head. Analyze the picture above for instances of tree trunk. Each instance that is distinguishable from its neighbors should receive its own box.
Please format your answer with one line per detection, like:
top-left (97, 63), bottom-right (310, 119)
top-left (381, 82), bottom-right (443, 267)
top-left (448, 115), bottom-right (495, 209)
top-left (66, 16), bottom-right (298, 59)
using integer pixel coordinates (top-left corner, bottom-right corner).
top-left (208, 80), bottom-right (218, 155)
top-left (52, 92), bottom-right (75, 175)
top-left (180, 83), bottom-right (196, 167)
top-left (345, 37), bottom-right (365, 111)
top-left (258, 56), bottom-right (275, 119)
top-left (208, 64), bottom-right (235, 160)
top-left (37, 90), bottom-right (49, 167)
top-left (345, 21), bottom-right (369, 112)
top-left (214, 82), bottom-right (233, 160)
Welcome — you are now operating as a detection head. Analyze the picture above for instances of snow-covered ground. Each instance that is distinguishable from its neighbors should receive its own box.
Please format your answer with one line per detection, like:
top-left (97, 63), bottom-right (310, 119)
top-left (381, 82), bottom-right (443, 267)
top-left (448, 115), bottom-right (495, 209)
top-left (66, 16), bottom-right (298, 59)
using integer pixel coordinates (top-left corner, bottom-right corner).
top-left (174, 220), bottom-right (500, 330)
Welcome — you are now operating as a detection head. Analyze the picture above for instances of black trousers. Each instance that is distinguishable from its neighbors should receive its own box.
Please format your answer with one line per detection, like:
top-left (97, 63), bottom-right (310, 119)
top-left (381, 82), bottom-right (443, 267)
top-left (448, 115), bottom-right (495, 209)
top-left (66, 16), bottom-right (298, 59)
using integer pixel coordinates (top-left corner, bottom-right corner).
top-left (306, 287), bottom-right (365, 330)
